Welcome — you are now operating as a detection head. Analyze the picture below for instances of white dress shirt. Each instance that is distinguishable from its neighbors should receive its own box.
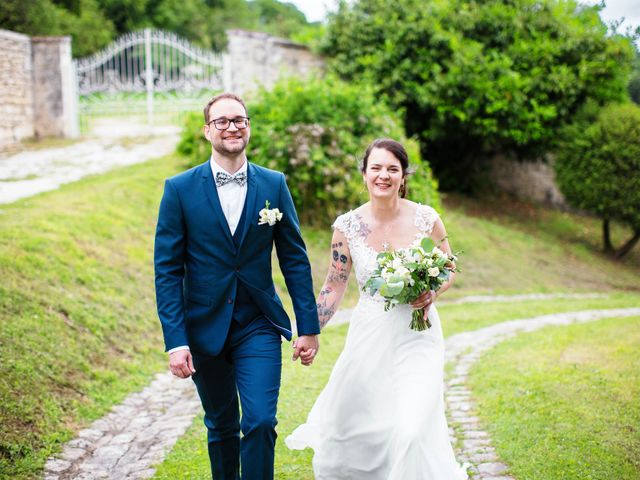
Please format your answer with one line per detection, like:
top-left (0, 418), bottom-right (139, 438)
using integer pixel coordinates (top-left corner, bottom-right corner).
top-left (167, 157), bottom-right (248, 355)
top-left (209, 158), bottom-right (248, 236)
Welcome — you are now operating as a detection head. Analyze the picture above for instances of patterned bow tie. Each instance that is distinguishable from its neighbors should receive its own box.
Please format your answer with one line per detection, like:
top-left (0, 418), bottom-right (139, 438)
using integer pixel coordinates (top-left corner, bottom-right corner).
top-left (215, 171), bottom-right (247, 187)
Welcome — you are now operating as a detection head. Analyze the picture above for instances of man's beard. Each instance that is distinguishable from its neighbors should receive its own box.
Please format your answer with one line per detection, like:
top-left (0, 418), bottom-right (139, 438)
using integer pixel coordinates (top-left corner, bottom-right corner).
top-left (212, 135), bottom-right (248, 155)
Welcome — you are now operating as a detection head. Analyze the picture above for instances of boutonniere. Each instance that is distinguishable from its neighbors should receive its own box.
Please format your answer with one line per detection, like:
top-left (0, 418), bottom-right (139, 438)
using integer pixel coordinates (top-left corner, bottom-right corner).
top-left (258, 200), bottom-right (283, 226)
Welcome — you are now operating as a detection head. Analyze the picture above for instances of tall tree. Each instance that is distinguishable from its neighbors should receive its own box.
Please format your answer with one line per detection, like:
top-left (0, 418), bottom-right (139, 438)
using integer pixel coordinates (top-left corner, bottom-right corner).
top-left (554, 103), bottom-right (640, 258)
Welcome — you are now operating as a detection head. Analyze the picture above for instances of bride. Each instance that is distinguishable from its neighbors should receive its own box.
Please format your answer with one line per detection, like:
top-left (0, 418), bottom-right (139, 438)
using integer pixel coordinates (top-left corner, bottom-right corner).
top-left (286, 138), bottom-right (468, 479)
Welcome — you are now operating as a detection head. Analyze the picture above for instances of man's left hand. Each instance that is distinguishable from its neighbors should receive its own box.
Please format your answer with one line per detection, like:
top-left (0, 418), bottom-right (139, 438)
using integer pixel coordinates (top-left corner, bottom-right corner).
top-left (292, 335), bottom-right (319, 366)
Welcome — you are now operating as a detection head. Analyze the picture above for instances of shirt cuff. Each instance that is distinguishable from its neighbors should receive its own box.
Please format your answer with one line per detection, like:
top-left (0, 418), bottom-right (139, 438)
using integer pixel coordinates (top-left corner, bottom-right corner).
top-left (167, 345), bottom-right (190, 354)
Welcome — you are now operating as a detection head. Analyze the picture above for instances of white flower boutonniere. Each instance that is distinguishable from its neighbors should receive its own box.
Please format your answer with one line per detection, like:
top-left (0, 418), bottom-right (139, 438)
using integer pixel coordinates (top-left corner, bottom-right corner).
top-left (258, 200), bottom-right (283, 226)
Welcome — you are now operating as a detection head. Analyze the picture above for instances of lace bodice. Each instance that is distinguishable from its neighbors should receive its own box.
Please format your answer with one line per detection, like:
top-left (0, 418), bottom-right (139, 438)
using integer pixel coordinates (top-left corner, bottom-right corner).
top-left (332, 204), bottom-right (440, 300)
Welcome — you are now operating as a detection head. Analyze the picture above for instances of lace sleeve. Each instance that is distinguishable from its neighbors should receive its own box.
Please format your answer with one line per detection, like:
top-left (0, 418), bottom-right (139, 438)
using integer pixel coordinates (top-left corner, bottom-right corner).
top-left (415, 205), bottom-right (440, 236)
top-left (332, 211), bottom-right (356, 242)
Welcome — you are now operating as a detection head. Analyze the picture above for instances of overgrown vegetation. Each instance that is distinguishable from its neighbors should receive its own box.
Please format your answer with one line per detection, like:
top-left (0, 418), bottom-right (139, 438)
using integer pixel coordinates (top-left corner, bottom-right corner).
top-left (177, 76), bottom-right (441, 224)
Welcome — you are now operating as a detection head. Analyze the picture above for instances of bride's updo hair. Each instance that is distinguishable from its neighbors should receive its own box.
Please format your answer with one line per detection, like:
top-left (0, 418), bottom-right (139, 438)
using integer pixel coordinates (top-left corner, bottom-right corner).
top-left (360, 138), bottom-right (413, 198)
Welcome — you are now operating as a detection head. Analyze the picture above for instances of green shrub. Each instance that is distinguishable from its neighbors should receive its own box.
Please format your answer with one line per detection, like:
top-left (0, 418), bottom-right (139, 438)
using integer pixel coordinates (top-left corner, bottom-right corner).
top-left (176, 76), bottom-right (440, 225)
top-left (554, 103), bottom-right (640, 257)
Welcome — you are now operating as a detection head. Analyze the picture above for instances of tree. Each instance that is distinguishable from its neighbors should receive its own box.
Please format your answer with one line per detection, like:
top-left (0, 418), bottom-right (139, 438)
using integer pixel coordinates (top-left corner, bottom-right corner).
top-left (554, 103), bottom-right (640, 258)
top-left (0, 0), bottom-right (115, 57)
top-left (322, 0), bottom-right (635, 190)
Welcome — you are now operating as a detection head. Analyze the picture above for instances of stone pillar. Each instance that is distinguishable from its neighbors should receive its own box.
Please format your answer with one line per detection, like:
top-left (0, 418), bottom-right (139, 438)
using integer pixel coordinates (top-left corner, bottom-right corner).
top-left (31, 36), bottom-right (78, 138)
top-left (0, 29), bottom-right (35, 146)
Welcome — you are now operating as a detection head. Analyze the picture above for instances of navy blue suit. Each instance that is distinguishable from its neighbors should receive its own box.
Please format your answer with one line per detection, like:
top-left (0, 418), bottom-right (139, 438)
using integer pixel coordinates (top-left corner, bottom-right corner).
top-left (154, 160), bottom-right (319, 479)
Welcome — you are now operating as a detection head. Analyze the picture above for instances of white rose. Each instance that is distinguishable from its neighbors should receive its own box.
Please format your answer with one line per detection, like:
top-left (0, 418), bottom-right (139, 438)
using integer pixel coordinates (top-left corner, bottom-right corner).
top-left (395, 265), bottom-right (410, 279)
top-left (428, 267), bottom-right (440, 277)
top-left (258, 206), bottom-right (284, 226)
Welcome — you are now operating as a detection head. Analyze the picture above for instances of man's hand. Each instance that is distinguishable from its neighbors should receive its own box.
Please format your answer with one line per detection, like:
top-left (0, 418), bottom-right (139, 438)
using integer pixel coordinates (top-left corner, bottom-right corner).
top-left (169, 350), bottom-right (196, 378)
top-left (292, 335), bottom-right (319, 366)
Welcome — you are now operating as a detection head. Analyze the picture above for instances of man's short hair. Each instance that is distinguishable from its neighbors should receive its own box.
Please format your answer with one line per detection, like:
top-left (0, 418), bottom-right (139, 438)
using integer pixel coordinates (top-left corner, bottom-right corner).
top-left (203, 93), bottom-right (248, 124)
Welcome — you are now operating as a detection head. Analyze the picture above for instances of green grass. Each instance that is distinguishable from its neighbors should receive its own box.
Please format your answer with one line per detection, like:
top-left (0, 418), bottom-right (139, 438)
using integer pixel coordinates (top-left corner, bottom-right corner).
top-left (467, 316), bottom-right (640, 480)
top-left (152, 294), bottom-right (640, 479)
top-left (0, 156), bottom-right (179, 478)
top-left (1, 152), bottom-right (639, 478)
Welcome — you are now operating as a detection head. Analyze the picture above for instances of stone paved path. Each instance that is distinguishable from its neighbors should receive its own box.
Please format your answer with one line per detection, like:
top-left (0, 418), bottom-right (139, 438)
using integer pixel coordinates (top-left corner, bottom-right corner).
top-left (44, 303), bottom-right (640, 479)
top-left (0, 124), bottom-right (179, 204)
top-left (443, 307), bottom-right (640, 479)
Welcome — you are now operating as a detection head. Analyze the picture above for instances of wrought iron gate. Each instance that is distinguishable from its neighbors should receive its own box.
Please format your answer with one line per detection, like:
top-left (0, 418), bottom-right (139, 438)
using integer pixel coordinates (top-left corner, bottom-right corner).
top-left (74, 29), bottom-right (229, 132)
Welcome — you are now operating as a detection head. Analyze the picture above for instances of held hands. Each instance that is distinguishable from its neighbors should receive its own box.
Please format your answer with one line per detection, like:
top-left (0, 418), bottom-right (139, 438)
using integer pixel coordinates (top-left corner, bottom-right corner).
top-left (411, 290), bottom-right (437, 320)
top-left (292, 335), bottom-right (319, 366)
top-left (169, 350), bottom-right (196, 378)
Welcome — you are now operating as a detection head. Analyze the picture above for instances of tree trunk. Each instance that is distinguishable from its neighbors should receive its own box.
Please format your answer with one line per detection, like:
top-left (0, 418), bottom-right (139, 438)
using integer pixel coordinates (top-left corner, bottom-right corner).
top-left (603, 219), bottom-right (614, 253)
top-left (615, 230), bottom-right (640, 259)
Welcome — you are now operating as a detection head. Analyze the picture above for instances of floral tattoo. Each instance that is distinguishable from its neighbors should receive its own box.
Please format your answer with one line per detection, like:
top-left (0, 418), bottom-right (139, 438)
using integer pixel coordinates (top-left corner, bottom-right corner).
top-left (317, 286), bottom-right (337, 329)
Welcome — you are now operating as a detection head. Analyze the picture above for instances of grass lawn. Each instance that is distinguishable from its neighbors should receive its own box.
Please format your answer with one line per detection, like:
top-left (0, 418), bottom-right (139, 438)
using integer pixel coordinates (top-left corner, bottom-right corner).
top-left (1, 153), bottom-right (639, 478)
top-left (467, 316), bottom-right (640, 480)
top-left (152, 297), bottom-right (640, 479)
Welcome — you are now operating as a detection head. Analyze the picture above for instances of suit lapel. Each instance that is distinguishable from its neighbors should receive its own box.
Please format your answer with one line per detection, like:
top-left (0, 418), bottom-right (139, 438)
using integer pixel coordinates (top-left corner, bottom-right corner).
top-left (201, 162), bottom-right (236, 252)
top-left (237, 162), bottom-right (258, 250)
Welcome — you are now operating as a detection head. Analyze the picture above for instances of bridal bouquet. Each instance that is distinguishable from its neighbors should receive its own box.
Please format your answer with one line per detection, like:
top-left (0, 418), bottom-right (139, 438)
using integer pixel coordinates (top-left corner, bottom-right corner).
top-left (363, 238), bottom-right (459, 331)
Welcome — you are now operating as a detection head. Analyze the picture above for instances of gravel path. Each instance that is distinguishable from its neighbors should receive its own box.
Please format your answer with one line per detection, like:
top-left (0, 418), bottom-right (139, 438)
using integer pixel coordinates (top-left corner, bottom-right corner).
top-left (0, 125), bottom-right (179, 204)
top-left (43, 302), bottom-right (640, 479)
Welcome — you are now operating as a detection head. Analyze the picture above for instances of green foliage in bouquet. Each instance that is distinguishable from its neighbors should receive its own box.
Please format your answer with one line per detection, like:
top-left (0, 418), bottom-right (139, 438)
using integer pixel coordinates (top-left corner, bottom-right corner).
top-left (554, 102), bottom-right (640, 258)
top-left (364, 237), bottom-right (459, 331)
top-left (177, 75), bottom-right (441, 225)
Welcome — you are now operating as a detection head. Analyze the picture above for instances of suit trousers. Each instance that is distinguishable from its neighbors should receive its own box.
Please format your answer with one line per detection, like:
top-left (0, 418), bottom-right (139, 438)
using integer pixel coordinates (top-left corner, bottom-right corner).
top-left (191, 316), bottom-right (282, 480)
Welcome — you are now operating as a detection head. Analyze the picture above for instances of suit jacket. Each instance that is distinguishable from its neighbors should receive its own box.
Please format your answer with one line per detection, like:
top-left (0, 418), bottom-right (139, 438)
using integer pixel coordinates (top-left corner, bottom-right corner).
top-left (154, 160), bottom-right (320, 356)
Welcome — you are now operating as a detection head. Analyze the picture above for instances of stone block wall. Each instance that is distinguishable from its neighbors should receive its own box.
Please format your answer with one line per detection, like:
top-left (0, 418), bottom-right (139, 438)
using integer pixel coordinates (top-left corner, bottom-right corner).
top-left (31, 36), bottom-right (78, 138)
top-left (487, 154), bottom-right (567, 207)
top-left (0, 30), bottom-right (35, 146)
top-left (225, 30), bottom-right (324, 96)
top-left (0, 30), bottom-right (77, 149)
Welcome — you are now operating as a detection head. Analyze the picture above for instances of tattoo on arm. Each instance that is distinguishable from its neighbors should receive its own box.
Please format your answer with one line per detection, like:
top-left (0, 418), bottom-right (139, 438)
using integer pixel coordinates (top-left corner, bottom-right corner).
top-left (327, 240), bottom-right (350, 284)
top-left (317, 286), bottom-right (337, 329)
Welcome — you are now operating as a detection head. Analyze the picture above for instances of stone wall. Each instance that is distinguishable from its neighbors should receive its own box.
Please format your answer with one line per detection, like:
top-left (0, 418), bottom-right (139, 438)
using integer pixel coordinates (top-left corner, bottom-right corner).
top-left (0, 30), bottom-right (77, 149)
top-left (487, 154), bottom-right (567, 207)
top-left (31, 36), bottom-right (78, 138)
top-left (0, 30), bottom-right (34, 146)
top-left (226, 30), bottom-right (324, 96)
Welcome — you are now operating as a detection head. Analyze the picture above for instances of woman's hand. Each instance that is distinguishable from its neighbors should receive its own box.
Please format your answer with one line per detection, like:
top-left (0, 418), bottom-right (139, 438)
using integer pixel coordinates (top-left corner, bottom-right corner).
top-left (411, 290), bottom-right (437, 315)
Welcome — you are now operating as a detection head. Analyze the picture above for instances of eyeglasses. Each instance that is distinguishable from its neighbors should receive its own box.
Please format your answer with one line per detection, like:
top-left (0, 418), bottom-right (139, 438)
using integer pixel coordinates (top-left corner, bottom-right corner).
top-left (208, 116), bottom-right (250, 130)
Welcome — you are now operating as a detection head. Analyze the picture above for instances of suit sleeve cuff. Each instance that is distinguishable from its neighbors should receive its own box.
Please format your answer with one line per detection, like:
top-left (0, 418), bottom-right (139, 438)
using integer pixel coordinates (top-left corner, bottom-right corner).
top-left (167, 345), bottom-right (190, 354)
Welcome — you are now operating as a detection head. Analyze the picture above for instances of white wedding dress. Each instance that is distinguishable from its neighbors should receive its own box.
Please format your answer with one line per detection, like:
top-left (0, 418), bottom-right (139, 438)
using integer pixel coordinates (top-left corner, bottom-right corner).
top-left (286, 205), bottom-right (468, 480)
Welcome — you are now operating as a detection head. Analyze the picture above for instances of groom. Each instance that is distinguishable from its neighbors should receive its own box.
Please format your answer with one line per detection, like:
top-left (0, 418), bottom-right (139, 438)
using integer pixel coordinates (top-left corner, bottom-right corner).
top-left (154, 92), bottom-right (320, 479)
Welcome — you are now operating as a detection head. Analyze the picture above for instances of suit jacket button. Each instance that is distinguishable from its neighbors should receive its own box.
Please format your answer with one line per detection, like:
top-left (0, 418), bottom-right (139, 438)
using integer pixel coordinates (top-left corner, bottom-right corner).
top-left (227, 298), bottom-right (233, 304)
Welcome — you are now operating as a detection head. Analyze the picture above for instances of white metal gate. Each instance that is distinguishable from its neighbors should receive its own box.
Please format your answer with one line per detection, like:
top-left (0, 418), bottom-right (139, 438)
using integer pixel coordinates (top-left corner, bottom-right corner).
top-left (74, 29), bottom-right (230, 132)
